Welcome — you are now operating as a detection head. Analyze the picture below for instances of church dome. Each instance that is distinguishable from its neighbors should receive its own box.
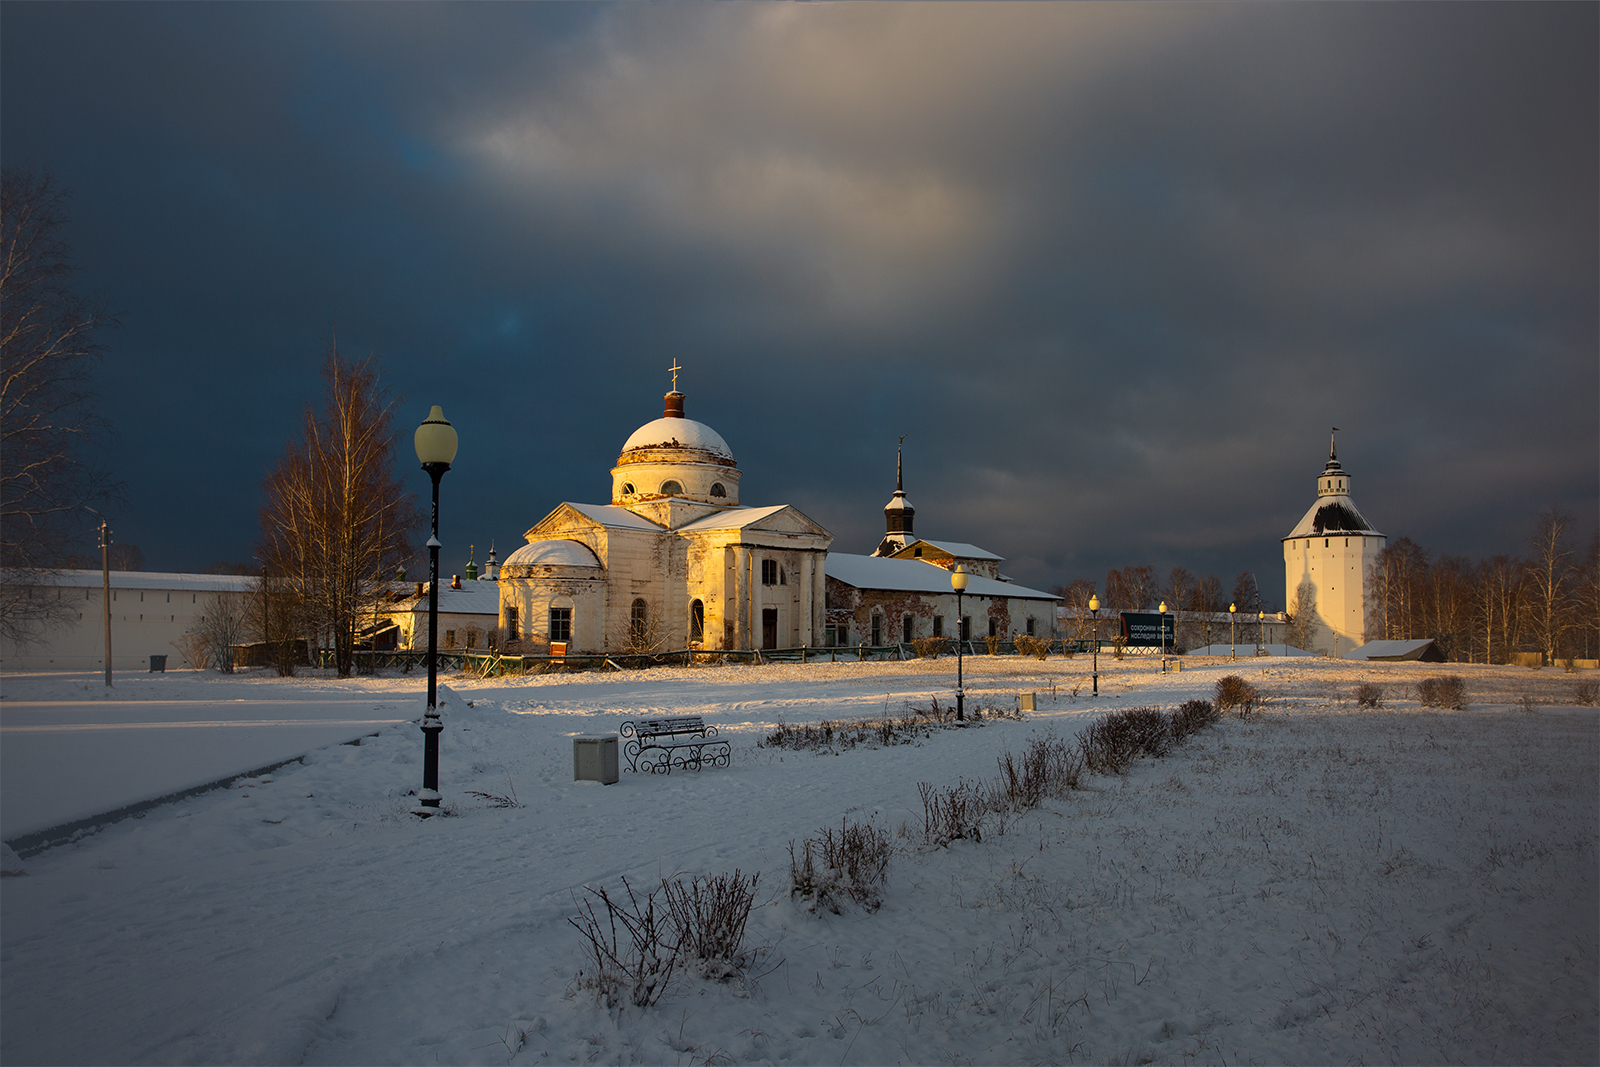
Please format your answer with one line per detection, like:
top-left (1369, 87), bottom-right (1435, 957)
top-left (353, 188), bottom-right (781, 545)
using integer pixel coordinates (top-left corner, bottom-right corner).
top-left (502, 539), bottom-right (602, 573)
top-left (620, 416), bottom-right (733, 461)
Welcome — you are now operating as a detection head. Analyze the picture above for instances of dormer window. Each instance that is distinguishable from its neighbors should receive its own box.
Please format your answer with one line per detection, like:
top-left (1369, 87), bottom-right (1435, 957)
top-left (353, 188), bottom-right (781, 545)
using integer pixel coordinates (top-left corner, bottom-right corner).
top-left (913, 546), bottom-right (923, 557)
top-left (621, 482), bottom-right (635, 495)
top-left (659, 480), bottom-right (683, 496)
top-left (710, 482), bottom-right (726, 498)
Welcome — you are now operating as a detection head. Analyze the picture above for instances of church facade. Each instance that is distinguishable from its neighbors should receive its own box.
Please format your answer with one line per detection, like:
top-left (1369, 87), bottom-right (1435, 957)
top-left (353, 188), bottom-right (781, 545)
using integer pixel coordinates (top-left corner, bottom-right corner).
top-left (496, 386), bottom-right (832, 654)
top-left (1282, 436), bottom-right (1386, 655)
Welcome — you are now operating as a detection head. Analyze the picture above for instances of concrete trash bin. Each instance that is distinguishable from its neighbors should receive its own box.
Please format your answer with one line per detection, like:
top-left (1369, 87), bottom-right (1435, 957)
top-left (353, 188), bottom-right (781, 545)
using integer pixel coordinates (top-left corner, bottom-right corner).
top-left (149, 654), bottom-right (167, 672)
top-left (574, 736), bottom-right (619, 784)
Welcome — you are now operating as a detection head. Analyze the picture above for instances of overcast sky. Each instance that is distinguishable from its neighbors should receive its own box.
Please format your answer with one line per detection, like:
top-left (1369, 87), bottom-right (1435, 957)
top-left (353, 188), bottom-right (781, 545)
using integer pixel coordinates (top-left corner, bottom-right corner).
top-left (4, 2), bottom-right (1595, 602)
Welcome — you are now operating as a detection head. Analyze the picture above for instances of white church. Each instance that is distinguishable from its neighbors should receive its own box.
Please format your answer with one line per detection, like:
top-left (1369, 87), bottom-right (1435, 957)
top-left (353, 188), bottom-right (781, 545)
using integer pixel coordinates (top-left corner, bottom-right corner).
top-left (1282, 434), bottom-right (1386, 656)
top-left (496, 381), bottom-right (834, 654)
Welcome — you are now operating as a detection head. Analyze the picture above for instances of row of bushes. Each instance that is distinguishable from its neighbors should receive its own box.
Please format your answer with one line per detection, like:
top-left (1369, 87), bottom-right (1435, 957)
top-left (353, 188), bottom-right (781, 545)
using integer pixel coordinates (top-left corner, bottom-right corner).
top-left (760, 699), bottom-right (1020, 752)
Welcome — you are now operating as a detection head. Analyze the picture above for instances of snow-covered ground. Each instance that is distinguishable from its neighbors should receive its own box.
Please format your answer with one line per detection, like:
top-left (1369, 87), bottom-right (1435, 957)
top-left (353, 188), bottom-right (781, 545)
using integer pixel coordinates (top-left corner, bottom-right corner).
top-left (2, 656), bottom-right (1595, 1065)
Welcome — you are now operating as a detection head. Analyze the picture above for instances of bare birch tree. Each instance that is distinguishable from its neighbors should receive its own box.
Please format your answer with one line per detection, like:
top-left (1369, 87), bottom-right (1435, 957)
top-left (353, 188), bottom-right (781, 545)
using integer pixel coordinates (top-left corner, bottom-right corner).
top-left (258, 349), bottom-right (419, 677)
top-left (1523, 506), bottom-right (1575, 665)
top-left (0, 168), bottom-right (115, 643)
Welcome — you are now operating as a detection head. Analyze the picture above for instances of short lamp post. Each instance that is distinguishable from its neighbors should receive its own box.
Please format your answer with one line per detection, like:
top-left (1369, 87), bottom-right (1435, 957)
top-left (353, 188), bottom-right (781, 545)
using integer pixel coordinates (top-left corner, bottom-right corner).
top-left (1258, 609), bottom-right (1265, 657)
top-left (414, 405), bottom-right (458, 813)
top-left (1089, 593), bottom-right (1101, 695)
top-left (99, 518), bottom-right (112, 687)
top-left (950, 564), bottom-right (968, 721)
top-left (1229, 602), bottom-right (1237, 661)
top-left (1159, 600), bottom-right (1168, 673)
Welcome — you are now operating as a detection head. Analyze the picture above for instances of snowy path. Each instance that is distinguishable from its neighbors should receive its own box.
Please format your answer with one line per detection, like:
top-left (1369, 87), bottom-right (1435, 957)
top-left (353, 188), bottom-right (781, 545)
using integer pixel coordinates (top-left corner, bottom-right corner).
top-left (1, 659), bottom-right (1595, 1065)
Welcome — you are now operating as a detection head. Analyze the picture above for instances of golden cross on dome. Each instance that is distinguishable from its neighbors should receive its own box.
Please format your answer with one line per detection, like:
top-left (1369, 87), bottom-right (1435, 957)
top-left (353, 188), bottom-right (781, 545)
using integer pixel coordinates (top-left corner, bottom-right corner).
top-left (669, 360), bottom-right (682, 392)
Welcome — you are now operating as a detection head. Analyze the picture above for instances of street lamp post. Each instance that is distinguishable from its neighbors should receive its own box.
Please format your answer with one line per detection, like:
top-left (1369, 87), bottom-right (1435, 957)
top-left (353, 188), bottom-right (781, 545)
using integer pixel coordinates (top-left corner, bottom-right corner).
top-left (950, 565), bottom-right (968, 721)
top-left (414, 405), bottom-right (458, 813)
top-left (1229, 602), bottom-right (1237, 661)
top-left (1159, 600), bottom-right (1168, 673)
top-left (1089, 593), bottom-right (1100, 695)
top-left (1258, 609), bottom-right (1265, 657)
top-left (99, 518), bottom-right (112, 687)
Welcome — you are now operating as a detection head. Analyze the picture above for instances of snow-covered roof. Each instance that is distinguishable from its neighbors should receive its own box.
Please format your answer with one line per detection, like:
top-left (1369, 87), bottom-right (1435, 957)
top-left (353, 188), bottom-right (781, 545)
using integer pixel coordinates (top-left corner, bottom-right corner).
top-left (392, 582), bottom-right (501, 616)
top-left (620, 417), bottom-right (733, 460)
top-left (22, 570), bottom-right (257, 593)
top-left (1186, 643), bottom-right (1314, 657)
top-left (902, 539), bottom-right (1003, 562)
top-left (1343, 638), bottom-right (1439, 661)
top-left (676, 505), bottom-right (790, 532)
top-left (826, 553), bottom-right (1056, 600)
top-left (1285, 494), bottom-right (1381, 539)
top-left (562, 503), bottom-right (664, 531)
top-left (502, 540), bottom-right (601, 569)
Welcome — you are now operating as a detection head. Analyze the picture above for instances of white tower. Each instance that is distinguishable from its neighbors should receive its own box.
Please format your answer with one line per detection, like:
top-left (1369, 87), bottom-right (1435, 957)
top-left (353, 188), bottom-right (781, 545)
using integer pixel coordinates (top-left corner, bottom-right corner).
top-left (1282, 432), bottom-right (1386, 655)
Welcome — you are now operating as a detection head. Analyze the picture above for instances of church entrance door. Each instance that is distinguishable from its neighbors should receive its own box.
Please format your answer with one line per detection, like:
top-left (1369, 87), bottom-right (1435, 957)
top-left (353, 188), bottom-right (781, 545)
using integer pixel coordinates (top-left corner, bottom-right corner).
top-left (762, 609), bottom-right (778, 650)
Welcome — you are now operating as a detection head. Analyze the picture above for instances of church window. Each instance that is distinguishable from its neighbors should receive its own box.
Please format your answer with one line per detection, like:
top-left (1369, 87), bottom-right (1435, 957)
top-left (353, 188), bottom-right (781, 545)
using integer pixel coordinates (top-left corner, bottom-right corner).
top-left (988, 618), bottom-right (998, 637)
top-left (710, 482), bottom-right (726, 498)
top-left (871, 614), bottom-right (882, 646)
top-left (762, 559), bottom-right (778, 586)
top-left (961, 616), bottom-right (971, 641)
top-left (1026, 617), bottom-right (1036, 636)
top-left (630, 598), bottom-right (649, 641)
top-left (933, 616), bottom-right (944, 637)
top-left (466, 630), bottom-right (478, 649)
top-left (902, 615), bottom-right (914, 643)
top-left (445, 630), bottom-right (457, 648)
top-left (659, 480), bottom-right (683, 496)
top-left (506, 606), bottom-right (519, 638)
top-left (1325, 539), bottom-right (1329, 548)
top-left (689, 599), bottom-right (705, 644)
top-left (621, 482), bottom-right (635, 495)
top-left (549, 607), bottom-right (572, 642)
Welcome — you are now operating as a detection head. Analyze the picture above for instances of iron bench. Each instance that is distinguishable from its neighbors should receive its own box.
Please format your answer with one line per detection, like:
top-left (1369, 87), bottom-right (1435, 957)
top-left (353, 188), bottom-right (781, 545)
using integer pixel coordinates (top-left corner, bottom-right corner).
top-left (619, 716), bottom-right (731, 774)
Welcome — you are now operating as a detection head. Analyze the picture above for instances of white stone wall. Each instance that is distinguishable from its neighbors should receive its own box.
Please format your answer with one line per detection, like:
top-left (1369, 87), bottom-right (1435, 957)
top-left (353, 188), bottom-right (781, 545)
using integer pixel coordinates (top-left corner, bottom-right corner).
top-left (2, 573), bottom-right (253, 671)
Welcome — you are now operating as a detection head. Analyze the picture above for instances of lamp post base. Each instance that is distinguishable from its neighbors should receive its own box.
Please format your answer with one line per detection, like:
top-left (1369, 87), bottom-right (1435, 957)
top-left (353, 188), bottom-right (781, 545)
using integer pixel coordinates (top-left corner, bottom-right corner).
top-left (954, 687), bottom-right (965, 722)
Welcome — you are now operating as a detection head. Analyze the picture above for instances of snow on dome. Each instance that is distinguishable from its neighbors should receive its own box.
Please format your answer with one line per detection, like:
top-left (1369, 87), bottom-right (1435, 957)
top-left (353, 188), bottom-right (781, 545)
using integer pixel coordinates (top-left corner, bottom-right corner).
top-left (503, 539), bottom-right (602, 569)
top-left (620, 417), bottom-right (733, 460)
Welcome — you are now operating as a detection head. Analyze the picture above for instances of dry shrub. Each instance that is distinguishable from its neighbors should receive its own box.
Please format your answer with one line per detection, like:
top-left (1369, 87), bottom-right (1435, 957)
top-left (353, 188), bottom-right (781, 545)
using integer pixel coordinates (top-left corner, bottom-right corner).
top-left (1573, 682), bottom-right (1598, 707)
top-left (919, 778), bottom-right (994, 845)
top-left (997, 736), bottom-right (1082, 810)
top-left (789, 819), bottom-right (892, 913)
top-left (911, 636), bottom-right (952, 659)
top-left (1014, 635), bottom-right (1052, 660)
top-left (1215, 675), bottom-right (1261, 718)
top-left (1355, 683), bottom-right (1384, 708)
top-left (1416, 675), bottom-right (1467, 710)
top-left (1169, 699), bottom-right (1220, 742)
top-left (983, 635), bottom-right (1001, 655)
top-left (569, 877), bottom-right (678, 1008)
top-left (1080, 707), bottom-right (1173, 773)
top-left (662, 870), bottom-right (761, 973)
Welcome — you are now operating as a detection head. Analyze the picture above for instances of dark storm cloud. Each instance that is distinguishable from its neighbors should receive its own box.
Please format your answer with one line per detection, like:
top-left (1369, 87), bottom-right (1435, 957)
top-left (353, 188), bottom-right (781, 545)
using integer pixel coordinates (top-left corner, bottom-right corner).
top-left (3, 2), bottom-right (1593, 598)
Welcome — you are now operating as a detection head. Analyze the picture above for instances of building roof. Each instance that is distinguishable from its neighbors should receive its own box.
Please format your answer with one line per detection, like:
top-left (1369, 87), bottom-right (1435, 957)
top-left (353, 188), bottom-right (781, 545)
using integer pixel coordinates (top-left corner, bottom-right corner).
top-left (676, 505), bottom-right (791, 532)
top-left (562, 503), bottom-right (665, 531)
top-left (1285, 495), bottom-right (1381, 539)
top-left (28, 570), bottom-right (257, 593)
top-left (895, 539), bottom-right (1003, 562)
top-left (620, 417), bottom-right (733, 460)
top-left (826, 553), bottom-right (1057, 600)
top-left (502, 539), bottom-right (602, 568)
top-left (390, 582), bottom-right (502, 616)
top-left (1342, 638), bottom-right (1441, 661)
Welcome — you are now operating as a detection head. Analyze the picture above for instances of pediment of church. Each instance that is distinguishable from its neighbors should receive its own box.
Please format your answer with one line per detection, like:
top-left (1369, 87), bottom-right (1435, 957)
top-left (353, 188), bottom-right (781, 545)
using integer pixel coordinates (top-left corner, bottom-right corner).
top-left (676, 504), bottom-right (832, 544)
